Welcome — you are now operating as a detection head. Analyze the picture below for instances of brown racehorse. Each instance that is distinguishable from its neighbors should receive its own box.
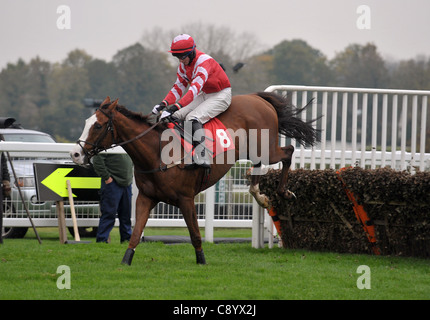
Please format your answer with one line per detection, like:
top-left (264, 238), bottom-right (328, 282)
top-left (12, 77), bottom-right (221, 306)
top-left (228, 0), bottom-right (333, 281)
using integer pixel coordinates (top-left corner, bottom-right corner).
top-left (70, 92), bottom-right (318, 265)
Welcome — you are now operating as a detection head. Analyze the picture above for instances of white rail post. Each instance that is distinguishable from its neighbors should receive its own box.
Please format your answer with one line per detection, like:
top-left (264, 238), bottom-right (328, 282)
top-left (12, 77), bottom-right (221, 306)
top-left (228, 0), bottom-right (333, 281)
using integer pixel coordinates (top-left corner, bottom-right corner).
top-left (204, 185), bottom-right (215, 243)
top-left (391, 95), bottom-right (398, 168)
top-left (251, 198), bottom-right (264, 248)
top-left (420, 96), bottom-right (428, 171)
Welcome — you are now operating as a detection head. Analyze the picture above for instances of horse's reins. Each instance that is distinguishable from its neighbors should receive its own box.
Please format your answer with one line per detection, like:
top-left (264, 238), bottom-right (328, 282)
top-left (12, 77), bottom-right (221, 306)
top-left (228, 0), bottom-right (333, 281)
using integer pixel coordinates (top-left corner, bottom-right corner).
top-left (77, 107), bottom-right (180, 174)
top-left (78, 106), bottom-right (211, 193)
top-left (77, 106), bottom-right (158, 157)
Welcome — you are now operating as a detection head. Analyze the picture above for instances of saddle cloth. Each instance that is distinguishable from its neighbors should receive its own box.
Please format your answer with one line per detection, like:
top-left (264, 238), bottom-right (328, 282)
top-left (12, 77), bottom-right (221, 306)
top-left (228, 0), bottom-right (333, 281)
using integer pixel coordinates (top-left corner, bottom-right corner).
top-left (166, 117), bottom-right (235, 158)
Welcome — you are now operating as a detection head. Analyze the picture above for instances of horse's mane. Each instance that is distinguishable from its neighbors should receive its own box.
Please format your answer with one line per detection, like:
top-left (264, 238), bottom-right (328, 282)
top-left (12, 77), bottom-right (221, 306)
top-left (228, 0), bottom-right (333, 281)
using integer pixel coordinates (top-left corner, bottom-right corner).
top-left (114, 104), bottom-right (147, 122)
top-left (103, 104), bottom-right (168, 131)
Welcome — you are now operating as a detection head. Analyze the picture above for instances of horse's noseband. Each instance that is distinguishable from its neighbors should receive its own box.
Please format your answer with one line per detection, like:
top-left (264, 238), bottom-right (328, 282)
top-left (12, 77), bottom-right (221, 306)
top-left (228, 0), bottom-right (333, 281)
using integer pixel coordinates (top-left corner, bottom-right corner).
top-left (76, 105), bottom-right (162, 161)
top-left (76, 107), bottom-right (116, 160)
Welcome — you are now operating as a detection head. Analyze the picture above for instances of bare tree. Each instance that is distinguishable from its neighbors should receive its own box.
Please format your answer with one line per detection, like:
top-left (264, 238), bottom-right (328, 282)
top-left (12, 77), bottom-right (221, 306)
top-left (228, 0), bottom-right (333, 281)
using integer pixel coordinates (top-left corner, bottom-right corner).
top-left (140, 23), bottom-right (269, 95)
top-left (140, 23), bottom-right (262, 62)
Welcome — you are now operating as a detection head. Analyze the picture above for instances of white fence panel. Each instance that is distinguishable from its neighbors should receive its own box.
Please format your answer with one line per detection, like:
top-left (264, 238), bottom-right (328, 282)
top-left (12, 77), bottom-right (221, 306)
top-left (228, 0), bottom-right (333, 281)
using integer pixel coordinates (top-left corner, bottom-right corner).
top-left (265, 85), bottom-right (430, 171)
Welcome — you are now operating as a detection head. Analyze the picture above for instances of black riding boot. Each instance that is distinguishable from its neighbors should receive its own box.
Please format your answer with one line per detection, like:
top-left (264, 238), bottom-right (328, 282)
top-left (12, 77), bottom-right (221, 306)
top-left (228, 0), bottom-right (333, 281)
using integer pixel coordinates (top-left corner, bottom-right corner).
top-left (191, 120), bottom-right (211, 168)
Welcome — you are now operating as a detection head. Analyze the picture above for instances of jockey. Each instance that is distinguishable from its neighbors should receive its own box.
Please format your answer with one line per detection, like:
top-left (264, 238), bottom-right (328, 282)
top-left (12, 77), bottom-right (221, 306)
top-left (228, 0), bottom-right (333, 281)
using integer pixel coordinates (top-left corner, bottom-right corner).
top-left (152, 34), bottom-right (232, 168)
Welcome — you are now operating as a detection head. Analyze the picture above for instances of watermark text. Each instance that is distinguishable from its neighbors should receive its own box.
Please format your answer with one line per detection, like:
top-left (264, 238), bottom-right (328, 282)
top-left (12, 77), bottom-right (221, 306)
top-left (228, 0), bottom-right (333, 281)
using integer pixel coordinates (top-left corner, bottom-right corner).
top-left (57, 5), bottom-right (71, 30)
top-left (356, 265), bottom-right (371, 289)
top-left (356, 5), bottom-right (371, 30)
top-left (56, 265), bottom-right (71, 289)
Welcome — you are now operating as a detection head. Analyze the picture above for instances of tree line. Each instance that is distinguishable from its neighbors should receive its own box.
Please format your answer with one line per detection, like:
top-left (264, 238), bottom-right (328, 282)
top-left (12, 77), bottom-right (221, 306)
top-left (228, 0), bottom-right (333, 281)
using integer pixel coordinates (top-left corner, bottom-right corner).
top-left (1, 26), bottom-right (429, 142)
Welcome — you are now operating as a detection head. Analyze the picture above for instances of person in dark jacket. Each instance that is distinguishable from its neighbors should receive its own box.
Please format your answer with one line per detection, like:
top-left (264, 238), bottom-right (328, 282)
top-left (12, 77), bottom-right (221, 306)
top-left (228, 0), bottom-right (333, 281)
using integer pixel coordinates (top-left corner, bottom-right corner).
top-left (92, 153), bottom-right (133, 243)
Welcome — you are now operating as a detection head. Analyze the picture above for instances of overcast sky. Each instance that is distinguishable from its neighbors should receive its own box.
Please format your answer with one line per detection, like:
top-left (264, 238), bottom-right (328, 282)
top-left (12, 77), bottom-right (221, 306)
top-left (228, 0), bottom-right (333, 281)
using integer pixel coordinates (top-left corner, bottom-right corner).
top-left (1, 0), bottom-right (429, 70)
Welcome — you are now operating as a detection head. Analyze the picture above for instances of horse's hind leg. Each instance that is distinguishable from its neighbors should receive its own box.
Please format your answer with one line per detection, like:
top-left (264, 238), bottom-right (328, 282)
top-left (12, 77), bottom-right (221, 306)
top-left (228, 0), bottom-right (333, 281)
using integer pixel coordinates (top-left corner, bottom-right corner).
top-left (180, 198), bottom-right (206, 264)
top-left (250, 144), bottom-right (295, 206)
top-left (249, 174), bottom-right (270, 209)
top-left (274, 145), bottom-right (296, 199)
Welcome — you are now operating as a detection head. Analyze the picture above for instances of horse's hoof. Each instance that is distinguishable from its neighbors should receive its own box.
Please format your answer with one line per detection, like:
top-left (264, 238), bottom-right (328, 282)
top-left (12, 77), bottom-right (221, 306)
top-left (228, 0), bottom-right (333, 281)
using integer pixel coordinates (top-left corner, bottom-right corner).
top-left (283, 190), bottom-right (297, 200)
top-left (285, 190), bottom-right (297, 200)
top-left (121, 248), bottom-right (135, 265)
top-left (196, 249), bottom-right (206, 265)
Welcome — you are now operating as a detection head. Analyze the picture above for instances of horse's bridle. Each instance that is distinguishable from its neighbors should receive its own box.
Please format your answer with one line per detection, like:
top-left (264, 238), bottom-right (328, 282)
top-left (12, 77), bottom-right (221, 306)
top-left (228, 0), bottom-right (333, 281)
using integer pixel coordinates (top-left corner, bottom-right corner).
top-left (76, 106), bottom-right (161, 161)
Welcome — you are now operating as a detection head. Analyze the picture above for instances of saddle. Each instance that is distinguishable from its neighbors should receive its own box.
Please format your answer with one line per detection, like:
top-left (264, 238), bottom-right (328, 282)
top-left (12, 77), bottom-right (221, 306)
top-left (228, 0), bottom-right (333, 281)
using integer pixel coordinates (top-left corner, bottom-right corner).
top-left (166, 117), bottom-right (235, 160)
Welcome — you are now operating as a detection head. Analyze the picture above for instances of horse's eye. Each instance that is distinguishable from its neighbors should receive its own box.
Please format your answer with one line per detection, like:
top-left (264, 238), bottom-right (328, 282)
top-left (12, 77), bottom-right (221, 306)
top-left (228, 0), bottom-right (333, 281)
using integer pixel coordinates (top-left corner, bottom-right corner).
top-left (94, 123), bottom-right (102, 130)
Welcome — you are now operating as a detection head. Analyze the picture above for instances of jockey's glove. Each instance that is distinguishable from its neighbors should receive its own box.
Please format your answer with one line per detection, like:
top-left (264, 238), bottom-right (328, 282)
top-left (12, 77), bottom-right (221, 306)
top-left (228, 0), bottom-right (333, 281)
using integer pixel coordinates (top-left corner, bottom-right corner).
top-left (160, 103), bottom-right (182, 121)
top-left (166, 103), bottom-right (181, 113)
top-left (152, 101), bottom-right (168, 114)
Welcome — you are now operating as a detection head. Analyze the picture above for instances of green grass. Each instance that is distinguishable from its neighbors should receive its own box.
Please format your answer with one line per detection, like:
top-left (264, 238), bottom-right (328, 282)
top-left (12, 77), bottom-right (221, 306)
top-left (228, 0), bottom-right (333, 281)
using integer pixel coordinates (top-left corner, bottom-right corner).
top-left (0, 227), bottom-right (429, 300)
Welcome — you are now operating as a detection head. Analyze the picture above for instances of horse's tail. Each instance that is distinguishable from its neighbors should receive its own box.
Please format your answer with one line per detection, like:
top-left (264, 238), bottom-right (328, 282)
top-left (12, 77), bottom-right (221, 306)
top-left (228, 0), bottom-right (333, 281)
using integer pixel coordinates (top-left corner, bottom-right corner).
top-left (256, 92), bottom-right (320, 146)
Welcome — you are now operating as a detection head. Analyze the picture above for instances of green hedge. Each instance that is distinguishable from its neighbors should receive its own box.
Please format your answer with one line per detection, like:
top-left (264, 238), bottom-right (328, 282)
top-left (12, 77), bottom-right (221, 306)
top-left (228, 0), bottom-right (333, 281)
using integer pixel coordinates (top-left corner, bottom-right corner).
top-left (251, 167), bottom-right (430, 258)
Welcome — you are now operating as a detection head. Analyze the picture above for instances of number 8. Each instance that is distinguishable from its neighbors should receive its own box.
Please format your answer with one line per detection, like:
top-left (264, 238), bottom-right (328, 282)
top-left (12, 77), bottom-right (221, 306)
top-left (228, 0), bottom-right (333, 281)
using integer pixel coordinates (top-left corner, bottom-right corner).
top-left (216, 129), bottom-right (231, 148)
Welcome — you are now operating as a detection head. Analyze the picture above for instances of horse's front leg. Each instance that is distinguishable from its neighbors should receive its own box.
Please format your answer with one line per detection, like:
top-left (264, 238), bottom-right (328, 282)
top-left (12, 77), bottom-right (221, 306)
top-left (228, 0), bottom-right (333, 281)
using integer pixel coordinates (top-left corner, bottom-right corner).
top-left (122, 192), bottom-right (156, 265)
top-left (180, 197), bottom-right (206, 264)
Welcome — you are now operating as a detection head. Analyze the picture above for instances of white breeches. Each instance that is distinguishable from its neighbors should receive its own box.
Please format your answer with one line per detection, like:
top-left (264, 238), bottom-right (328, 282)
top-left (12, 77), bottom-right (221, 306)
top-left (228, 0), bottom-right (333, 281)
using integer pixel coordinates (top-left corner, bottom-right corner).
top-left (173, 87), bottom-right (232, 124)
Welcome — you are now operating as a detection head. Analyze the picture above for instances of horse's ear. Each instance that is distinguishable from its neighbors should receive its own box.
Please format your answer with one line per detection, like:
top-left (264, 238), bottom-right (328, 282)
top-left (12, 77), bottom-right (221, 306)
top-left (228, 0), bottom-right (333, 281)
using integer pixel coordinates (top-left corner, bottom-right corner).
top-left (101, 96), bottom-right (111, 106)
top-left (109, 99), bottom-right (119, 110)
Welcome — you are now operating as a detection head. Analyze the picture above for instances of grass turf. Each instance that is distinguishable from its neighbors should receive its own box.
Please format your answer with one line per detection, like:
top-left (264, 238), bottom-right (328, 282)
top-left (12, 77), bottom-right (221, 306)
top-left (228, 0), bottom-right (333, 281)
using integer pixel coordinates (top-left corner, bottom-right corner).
top-left (0, 227), bottom-right (429, 300)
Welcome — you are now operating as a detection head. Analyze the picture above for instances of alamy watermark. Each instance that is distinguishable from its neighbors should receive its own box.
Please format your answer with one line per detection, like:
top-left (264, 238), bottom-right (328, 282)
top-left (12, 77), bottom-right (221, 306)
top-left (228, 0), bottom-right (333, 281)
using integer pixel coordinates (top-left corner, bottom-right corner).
top-left (160, 126), bottom-right (271, 174)
top-left (57, 5), bottom-right (371, 31)
top-left (57, 5), bottom-right (71, 30)
top-left (356, 5), bottom-right (371, 30)
top-left (356, 265), bottom-right (371, 289)
top-left (56, 265), bottom-right (71, 289)
top-left (55, 263), bottom-right (372, 291)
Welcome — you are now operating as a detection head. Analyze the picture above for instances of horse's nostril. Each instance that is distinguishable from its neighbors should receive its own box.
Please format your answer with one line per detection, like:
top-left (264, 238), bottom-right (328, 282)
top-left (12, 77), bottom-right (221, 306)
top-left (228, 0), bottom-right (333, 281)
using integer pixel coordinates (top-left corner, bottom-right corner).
top-left (74, 153), bottom-right (80, 158)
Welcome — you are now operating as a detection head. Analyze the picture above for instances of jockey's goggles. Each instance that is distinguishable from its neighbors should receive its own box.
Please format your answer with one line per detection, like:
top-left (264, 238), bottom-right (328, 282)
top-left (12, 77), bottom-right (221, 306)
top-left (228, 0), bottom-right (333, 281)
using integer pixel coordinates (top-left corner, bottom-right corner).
top-left (173, 51), bottom-right (192, 60)
top-left (172, 45), bottom-right (195, 60)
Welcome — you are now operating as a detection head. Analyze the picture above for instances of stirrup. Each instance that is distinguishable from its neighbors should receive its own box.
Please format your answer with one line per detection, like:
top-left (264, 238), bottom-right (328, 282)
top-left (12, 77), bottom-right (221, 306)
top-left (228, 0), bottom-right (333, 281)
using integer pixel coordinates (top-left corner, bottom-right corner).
top-left (193, 148), bottom-right (211, 168)
top-left (191, 120), bottom-right (211, 168)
